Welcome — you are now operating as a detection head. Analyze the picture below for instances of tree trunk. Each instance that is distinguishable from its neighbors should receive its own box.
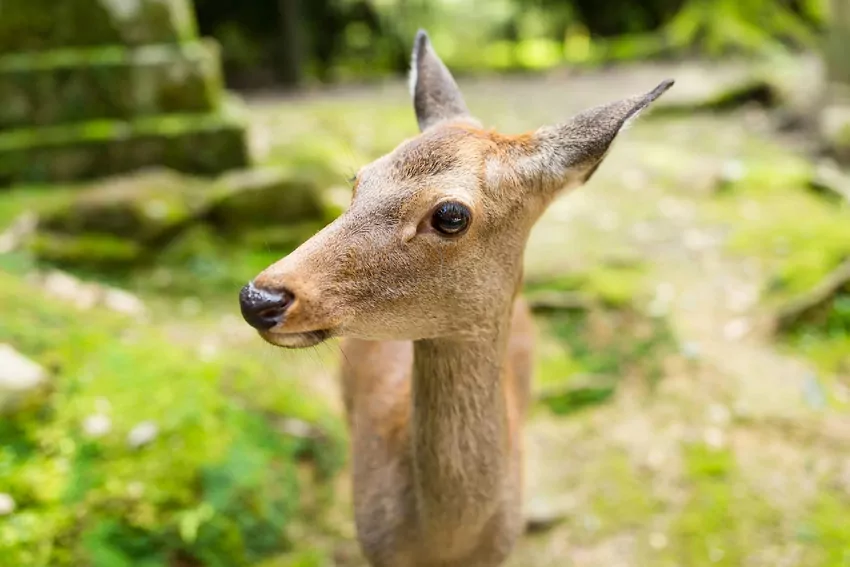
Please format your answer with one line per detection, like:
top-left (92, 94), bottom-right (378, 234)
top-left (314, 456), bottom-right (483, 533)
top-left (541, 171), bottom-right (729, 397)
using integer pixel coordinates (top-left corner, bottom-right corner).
top-left (822, 0), bottom-right (850, 164)
top-left (277, 0), bottom-right (303, 88)
top-left (827, 0), bottom-right (850, 94)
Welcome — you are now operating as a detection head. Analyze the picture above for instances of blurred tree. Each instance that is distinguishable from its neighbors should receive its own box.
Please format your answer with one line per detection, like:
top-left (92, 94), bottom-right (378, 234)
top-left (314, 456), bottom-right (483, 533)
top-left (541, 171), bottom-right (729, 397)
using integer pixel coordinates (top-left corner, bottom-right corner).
top-left (192, 0), bottom-right (825, 88)
top-left (826, 0), bottom-right (850, 88)
top-left (277, 0), bottom-right (303, 86)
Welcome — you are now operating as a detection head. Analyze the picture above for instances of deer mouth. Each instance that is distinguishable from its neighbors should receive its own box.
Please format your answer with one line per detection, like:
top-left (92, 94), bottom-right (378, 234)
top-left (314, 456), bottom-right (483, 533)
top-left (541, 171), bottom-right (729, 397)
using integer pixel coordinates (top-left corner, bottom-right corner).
top-left (258, 328), bottom-right (333, 349)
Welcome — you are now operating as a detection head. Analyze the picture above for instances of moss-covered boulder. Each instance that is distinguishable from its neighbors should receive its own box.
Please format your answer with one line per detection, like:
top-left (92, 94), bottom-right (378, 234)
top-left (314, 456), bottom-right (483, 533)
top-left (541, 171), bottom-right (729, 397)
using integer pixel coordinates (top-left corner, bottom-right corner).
top-left (0, 41), bottom-right (222, 131)
top-left (37, 168), bottom-right (214, 241)
top-left (30, 166), bottom-right (334, 267)
top-left (0, 0), bottom-right (197, 53)
top-left (208, 166), bottom-right (329, 232)
top-left (0, 100), bottom-right (250, 185)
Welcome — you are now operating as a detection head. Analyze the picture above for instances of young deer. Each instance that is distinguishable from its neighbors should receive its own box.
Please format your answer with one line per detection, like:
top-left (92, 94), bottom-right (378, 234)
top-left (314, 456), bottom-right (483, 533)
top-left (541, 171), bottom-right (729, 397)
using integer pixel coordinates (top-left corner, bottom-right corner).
top-left (239, 31), bottom-right (673, 567)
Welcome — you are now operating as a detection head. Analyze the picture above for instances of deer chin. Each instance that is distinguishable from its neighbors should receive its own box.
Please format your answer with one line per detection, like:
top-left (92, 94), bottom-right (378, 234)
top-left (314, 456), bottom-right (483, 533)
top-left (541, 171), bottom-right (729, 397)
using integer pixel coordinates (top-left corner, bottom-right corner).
top-left (259, 328), bottom-right (333, 349)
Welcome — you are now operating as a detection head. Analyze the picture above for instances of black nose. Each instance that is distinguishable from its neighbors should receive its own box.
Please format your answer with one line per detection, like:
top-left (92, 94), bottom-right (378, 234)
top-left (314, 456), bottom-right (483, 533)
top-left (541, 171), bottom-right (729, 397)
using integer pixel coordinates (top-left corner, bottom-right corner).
top-left (239, 282), bottom-right (293, 330)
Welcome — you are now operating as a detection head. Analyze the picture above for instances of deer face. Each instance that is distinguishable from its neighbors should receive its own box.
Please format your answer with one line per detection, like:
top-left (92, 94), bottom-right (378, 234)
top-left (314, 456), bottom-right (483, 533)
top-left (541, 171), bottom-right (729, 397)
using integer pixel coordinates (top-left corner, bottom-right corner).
top-left (240, 31), bottom-right (672, 348)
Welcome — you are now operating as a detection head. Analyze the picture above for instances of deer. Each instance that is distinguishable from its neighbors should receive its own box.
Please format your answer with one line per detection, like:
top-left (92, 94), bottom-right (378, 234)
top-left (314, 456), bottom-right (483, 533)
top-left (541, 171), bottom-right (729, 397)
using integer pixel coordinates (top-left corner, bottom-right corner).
top-left (238, 30), bottom-right (673, 567)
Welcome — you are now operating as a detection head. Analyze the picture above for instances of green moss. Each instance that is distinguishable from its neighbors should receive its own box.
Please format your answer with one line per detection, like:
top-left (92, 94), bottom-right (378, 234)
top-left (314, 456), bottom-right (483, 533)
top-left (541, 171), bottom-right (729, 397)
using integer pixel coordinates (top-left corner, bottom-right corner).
top-left (798, 492), bottom-right (850, 566)
top-left (28, 232), bottom-right (144, 267)
top-left (666, 444), bottom-right (783, 567)
top-left (585, 451), bottom-right (656, 535)
top-left (0, 103), bottom-right (249, 184)
top-left (209, 167), bottom-right (327, 230)
top-left (534, 305), bottom-right (677, 414)
top-left (37, 169), bottom-right (212, 240)
top-left (708, 170), bottom-right (850, 299)
top-left (0, 269), bottom-right (345, 567)
top-left (0, 0), bottom-right (198, 53)
top-left (525, 263), bottom-right (647, 308)
top-left (135, 224), bottom-right (286, 299)
top-left (0, 41), bottom-right (222, 130)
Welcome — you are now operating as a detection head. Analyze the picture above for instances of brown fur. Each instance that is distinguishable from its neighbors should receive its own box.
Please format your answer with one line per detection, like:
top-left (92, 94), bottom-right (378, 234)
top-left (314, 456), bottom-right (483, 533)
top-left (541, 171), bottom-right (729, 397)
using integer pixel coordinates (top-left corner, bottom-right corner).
top-left (245, 30), bottom-right (672, 567)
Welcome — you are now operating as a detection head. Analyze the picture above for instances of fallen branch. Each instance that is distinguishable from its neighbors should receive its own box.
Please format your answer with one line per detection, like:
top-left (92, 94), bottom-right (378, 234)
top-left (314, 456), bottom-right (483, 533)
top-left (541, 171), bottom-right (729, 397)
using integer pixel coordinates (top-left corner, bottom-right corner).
top-left (775, 258), bottom-right (850, 333)
top-left (808, 160), bottom-right (850, 204)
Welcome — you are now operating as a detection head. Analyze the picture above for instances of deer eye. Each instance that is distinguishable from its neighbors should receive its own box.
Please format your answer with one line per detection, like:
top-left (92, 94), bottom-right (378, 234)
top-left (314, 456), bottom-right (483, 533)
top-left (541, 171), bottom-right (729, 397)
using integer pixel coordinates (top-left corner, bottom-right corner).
top-left (431, 202), bottom-right (470, 236)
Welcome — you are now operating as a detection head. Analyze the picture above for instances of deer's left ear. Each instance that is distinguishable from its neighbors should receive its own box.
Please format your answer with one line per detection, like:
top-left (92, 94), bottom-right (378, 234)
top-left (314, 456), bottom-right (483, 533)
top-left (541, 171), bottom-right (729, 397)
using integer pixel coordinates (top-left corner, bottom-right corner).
top-left (409, 30), bottom-right (476, 132)
top-left (500, 79), bottom-right (675, 193)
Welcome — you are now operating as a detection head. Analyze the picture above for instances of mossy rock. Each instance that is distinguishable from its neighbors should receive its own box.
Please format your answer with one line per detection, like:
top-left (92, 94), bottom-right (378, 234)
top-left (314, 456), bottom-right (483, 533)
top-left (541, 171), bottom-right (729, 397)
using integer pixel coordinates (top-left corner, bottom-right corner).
top-left (0, 102), bottom-right (250, 185)
top-left (28, 232), bottom-right (145, 268)
top-left (31, 166), bottom-right (333, 268)
top-left (0, 41), bottom-right (223, 131)
top-left (208, 167), bottom-right (328, 231)
top-left (36, 168), bottom-right (216, 243)
top-left (0, 0), bottom-right (197, 53)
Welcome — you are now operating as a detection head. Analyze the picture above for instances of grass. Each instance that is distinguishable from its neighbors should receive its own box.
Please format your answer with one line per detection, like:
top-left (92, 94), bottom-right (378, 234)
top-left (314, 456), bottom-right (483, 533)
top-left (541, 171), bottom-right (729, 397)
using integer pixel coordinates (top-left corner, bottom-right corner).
top-left (0, 269), bottom-right (346, 567)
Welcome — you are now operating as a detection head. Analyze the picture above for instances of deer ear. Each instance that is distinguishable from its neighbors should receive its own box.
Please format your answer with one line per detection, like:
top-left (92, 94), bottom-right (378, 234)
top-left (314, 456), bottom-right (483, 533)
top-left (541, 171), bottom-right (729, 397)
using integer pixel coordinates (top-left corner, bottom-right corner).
top-left (409, 30), bottom-right (474, 132)
top-left (508, 80), bottom-right (675, 191)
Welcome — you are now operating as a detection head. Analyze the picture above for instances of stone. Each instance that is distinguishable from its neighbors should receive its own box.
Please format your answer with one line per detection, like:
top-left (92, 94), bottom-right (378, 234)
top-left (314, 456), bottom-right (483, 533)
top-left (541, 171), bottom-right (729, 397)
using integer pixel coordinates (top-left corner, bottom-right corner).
top-left (83, 414), bottom-right (113, 438)
top-left (207, 166), bottom-right (328, 231)
top-left (0, 0), bottom-right (197, 53)
top-left (0, 102), bottom-right (250, 185)
top-left (0, 41), bottom-right (222, 131)
top-left (127, 420), bottom-right (158, 448)
top-left (37, 168), bottom-right (213, 242)
top-left (0, 493), bottom-right (16, 516)
top-left (0, 344), bottom-right (48, 412)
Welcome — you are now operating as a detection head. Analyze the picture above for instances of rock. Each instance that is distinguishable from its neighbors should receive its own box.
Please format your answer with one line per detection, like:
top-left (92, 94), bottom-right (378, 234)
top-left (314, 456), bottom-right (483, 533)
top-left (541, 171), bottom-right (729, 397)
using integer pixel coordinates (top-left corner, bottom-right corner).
top-left (32, 165), bottom-right (334, 267)
top-left (0, 344), bottom-right (48, 412)
top-left (29, 232), bottom-right (145, 267)
top-left (0, 41), bottom-right (221, 130)
top-left (0, 493), bottom-right (16, 516)
top-left (36, 168), bottom-right (213, 243)
top-left (82, 414), bottom-right (112, 438)
top-left (102, 288), bottom-right (146, 316)
top-left (207, 166), bottom-right (328, 231)
top-left (127, 421), bottom-right (158, 448)
top-left (723, 317), bottom-right (751, 341)
top-left (0, 212), bottom-right (37, 254)
top-left (0, 104), bottom-right (250, 185)
top-left (0, 0), bottom-right (197, 52)
top-left (36, 269), bottom-right (147, 315)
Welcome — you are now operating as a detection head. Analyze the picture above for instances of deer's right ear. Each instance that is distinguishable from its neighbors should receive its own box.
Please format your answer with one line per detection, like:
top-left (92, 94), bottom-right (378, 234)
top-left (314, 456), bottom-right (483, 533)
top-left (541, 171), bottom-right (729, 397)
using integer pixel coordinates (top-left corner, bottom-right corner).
top-left (409, 30), bottom-right (475, 132)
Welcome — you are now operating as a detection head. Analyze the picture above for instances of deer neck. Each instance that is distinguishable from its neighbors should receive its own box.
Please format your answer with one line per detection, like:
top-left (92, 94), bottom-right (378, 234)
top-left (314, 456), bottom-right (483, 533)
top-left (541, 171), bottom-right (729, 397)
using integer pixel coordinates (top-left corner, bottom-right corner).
top-left (410, 313), bottom-right (513, 551)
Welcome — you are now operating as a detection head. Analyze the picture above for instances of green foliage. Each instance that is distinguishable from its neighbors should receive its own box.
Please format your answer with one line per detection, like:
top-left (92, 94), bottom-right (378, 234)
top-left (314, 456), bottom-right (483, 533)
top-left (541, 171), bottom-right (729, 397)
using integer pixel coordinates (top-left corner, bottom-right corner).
top-left (0, 0), bottom-right (197, 52)
top-left (531, 264), bottom-right (678, 415)
top-left (0, 103), bottom-right (250, 185)
top-left (0, 270), bottom-right (345, 567)
top-left (667, 444), bottom-right (781, 566)
top-left (194, 0), bottom-right (823, 86)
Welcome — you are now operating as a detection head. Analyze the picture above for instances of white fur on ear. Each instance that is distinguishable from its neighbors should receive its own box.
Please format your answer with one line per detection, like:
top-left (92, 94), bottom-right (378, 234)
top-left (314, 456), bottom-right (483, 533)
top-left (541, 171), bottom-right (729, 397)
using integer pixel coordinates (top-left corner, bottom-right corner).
top-left (408, 48), bottom-right (418, 98)
top-left (620, 107), bottom-right (644, 132)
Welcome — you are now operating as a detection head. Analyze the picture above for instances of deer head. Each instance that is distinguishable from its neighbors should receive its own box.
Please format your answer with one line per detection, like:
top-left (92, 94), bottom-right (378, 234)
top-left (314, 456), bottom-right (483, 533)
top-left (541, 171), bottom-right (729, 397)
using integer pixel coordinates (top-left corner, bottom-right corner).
top-left (240, 30), bottom-right (673, 348)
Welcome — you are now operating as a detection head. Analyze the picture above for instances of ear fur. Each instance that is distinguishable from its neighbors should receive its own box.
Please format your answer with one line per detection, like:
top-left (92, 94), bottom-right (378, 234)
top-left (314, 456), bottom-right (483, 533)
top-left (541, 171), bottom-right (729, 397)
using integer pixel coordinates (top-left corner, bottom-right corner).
top-left (409, 30), bottom-right (476, 131)
top-left (505, 80), bottom-right (675, 191)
